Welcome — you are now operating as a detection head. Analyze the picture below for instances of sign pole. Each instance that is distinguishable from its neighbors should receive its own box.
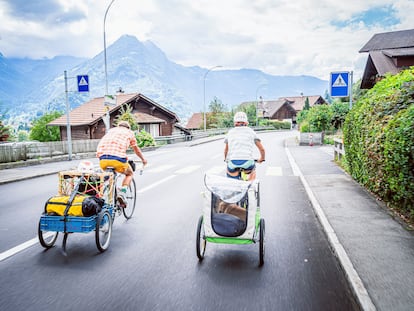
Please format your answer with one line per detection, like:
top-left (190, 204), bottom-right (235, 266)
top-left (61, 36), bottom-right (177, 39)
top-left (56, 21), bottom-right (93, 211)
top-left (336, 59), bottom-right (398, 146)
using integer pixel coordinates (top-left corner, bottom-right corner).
top-left (64, 70), bottom-right (73, 161)
top-left (349, 71), bottom-right (353, 109)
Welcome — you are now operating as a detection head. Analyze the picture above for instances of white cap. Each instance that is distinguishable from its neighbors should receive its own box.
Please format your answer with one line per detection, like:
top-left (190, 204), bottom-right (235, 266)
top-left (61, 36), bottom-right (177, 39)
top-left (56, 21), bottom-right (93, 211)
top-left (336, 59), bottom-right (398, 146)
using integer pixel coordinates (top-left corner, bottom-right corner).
top-left (233, 111), bottom-right (248, 124)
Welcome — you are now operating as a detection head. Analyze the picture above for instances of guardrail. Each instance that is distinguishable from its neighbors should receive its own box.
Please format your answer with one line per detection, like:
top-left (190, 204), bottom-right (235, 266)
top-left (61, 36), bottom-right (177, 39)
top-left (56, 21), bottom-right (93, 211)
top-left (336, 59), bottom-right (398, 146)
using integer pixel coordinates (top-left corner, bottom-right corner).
top-left (334, 138), bottom-right (345, 161)
top-left (0, 127), bottom-right (275, 166)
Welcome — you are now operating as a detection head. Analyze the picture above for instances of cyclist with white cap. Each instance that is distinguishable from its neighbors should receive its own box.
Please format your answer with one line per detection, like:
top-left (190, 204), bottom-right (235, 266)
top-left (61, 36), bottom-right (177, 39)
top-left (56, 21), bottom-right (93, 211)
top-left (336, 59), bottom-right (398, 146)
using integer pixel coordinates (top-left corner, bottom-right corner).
top-left (224, 111), bottom-right (265, 181)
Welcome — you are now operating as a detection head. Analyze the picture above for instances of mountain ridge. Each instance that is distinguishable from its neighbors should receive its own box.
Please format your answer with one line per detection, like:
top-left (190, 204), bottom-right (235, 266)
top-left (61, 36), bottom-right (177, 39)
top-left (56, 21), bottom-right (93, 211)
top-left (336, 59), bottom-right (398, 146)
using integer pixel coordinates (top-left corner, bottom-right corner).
top-left (0, 34), bottom-right (328, 126)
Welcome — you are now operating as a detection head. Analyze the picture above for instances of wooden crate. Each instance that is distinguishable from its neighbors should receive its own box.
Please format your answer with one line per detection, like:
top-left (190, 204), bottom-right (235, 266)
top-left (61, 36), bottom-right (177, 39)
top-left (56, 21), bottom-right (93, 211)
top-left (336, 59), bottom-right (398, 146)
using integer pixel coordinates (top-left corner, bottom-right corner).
top-left (58, 171), bottom-right (114, 204)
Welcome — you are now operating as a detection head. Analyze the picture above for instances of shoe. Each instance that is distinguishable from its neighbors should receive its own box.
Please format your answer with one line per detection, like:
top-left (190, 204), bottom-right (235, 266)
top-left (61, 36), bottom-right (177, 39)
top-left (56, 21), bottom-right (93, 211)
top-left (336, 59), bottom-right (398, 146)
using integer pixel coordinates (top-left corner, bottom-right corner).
top-left (117, 192), bottom-right (127, 208)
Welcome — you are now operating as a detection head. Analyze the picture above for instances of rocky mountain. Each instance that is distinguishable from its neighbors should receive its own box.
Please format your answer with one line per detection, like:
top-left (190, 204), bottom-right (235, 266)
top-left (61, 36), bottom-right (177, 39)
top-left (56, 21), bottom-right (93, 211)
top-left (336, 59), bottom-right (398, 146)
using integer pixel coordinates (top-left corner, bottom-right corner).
top-left (0, 35), bottom-right (328, 126)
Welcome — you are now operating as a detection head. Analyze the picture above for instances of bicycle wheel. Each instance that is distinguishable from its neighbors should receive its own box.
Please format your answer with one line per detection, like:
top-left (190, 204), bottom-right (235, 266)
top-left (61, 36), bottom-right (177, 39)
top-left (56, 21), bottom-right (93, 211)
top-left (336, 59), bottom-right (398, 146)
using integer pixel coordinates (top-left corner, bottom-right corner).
top-left (95, 211), bottom-right (112, 252)
top-left (259, 218), bottom-right (265, 266)
top-left (38, 220), bottom-right (58, 249)
top-left (122, 178), bottom-right (136, 219)
top-left (196, 216), bottom-right (206, 260)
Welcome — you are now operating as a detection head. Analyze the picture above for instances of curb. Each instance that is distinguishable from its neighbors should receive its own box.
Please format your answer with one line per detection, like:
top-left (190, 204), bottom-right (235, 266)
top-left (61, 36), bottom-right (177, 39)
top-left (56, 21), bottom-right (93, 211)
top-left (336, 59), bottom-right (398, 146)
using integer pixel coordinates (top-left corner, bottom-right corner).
top-left (284, 142), bottom-right (377, 311)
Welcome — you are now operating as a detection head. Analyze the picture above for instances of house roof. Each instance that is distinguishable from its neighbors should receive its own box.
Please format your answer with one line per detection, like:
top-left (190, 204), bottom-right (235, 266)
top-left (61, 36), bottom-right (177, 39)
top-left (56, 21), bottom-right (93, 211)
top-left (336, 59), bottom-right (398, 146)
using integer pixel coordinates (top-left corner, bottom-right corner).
top-left (359, 29), bottom-right (414, 89)
top-left (48, 93), bottom-right (179, 126)
top-left (283, 95), bottom-right (326, 111)
top-left (186, 112), bottom-right (204, 129)
top-left (359, 29), bottom-right (414, 52)
top-left (134, 112), bottom-right (165, 124)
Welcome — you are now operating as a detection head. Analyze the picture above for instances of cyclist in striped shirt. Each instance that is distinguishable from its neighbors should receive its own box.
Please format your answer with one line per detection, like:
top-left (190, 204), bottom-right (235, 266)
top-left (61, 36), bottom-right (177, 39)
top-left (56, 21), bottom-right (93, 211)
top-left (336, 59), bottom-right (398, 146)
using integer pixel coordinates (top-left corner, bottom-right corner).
top-left (96, 121), bottom-right (147, 206)
top-left (224, 112), bottom-right (265, 181)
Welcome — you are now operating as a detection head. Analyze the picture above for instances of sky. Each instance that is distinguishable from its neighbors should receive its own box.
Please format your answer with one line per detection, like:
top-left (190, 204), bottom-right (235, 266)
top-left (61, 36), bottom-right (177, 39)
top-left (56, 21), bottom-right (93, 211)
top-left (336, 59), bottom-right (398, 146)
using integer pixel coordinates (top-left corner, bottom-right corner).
top-left (0, 0), bottom-right (413, 81)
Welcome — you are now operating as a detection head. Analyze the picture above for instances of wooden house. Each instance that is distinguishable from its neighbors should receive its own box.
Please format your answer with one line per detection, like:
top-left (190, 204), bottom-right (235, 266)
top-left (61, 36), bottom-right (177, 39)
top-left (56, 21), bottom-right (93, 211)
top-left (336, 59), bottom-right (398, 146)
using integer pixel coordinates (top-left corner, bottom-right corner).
top-left (48, 93), bottom-right (180, 140)
top-left (359, 29), bottom-right (414, 89)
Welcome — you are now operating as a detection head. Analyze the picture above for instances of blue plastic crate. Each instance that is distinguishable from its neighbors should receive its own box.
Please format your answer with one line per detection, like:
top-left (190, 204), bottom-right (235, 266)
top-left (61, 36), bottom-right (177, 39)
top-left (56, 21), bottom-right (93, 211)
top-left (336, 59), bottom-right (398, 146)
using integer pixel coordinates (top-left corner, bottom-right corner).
top-left (40, 214), bottom-right (97, 233)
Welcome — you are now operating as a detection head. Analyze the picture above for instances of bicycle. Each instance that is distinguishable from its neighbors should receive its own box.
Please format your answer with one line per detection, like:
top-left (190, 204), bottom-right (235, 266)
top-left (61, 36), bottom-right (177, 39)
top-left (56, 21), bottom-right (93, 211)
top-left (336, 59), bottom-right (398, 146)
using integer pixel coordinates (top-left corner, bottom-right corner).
top-left (103, 159), bottom-right (143, 220)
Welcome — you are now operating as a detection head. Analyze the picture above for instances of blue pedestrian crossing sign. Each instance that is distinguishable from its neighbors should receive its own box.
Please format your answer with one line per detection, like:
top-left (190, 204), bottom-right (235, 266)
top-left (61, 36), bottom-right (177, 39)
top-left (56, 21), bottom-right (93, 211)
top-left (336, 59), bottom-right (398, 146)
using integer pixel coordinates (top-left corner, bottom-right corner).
top-left (77, 75), bottom-right (89, 92)
top-left (330, 72), bottom-right (350, 97)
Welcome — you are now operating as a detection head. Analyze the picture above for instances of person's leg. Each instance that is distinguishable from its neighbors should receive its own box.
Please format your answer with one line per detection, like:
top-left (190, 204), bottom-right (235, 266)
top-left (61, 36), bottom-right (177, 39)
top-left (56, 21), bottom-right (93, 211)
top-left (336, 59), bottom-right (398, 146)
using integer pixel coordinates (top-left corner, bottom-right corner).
top-left (121, 166), bottom-right (134, 187)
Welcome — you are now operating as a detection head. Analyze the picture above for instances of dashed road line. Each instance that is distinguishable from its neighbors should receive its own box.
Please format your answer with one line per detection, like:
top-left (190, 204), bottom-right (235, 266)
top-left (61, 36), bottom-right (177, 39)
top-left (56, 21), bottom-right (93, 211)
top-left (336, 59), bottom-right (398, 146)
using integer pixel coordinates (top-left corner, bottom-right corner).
top-left (266, 166), bottom-right (283, 176)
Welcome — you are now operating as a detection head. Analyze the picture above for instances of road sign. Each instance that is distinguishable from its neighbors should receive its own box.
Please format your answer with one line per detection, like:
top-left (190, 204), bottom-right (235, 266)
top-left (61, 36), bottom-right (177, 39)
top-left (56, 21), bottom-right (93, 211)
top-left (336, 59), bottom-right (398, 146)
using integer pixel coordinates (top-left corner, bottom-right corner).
top-left (330, 72), bottom-right (350, 97)
top-left (77, 75), bottom-right (89, 92)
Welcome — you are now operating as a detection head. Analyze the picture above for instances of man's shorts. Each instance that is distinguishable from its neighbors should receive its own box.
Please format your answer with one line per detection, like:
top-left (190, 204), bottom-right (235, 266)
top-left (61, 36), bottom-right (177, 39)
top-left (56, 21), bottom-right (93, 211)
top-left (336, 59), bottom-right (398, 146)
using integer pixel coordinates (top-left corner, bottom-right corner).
top-left (227, 160), bottom-right (256, 172)
top-left (99, 159), bottom-right (129, 174)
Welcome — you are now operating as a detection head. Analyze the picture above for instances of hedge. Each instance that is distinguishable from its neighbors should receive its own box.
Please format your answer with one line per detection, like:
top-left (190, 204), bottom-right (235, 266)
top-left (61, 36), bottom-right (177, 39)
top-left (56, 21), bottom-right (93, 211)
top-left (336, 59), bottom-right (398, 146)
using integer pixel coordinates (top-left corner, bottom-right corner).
top-left (343, 67), bottom-right (414, 221)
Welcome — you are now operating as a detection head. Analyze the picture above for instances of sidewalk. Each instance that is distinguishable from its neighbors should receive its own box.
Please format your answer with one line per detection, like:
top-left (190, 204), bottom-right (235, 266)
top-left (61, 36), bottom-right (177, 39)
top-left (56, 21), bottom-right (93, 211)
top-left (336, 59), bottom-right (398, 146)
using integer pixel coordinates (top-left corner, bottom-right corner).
top-left (286, 141), bottom-right (414, 311)
top-left (1, 139), bottom-right (413, 310)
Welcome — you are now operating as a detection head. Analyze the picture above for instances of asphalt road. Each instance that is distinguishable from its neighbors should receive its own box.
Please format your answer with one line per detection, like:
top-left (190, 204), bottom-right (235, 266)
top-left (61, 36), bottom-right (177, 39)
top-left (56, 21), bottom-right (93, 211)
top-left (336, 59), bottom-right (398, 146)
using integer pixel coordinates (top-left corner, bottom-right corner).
top-left (0, 131), bottom-right (360, 311)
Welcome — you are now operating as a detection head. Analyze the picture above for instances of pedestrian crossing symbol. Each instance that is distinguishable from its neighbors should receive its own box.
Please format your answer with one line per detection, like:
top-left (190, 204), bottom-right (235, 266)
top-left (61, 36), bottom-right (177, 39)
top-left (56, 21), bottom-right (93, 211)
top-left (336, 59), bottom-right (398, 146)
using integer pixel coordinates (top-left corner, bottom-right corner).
top-left (77, 75), bottom-right (89, 92)
top-left (332, 74), bottom-right (347, 87)
top-left (330, 71), bottom-right (350, 97)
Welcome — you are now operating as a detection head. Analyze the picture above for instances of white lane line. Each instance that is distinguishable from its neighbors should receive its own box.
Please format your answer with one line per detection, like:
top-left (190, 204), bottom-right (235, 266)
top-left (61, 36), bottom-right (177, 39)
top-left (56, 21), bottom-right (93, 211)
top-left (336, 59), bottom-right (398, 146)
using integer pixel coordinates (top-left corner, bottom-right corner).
top-left (284, 143), bottom-right (376, 311)
top-left (266, 166), bottom-right (283, 176)
top-left (0, 236), bottom-right (45, 262)
top-left (146, 164), bottom-right (175, 173)
top-left (137, 175), bottom-right (176, 194)
top-left (174, 165), bottom-right (200, 174)
top-left (1, 176), bottom-right (178, 261)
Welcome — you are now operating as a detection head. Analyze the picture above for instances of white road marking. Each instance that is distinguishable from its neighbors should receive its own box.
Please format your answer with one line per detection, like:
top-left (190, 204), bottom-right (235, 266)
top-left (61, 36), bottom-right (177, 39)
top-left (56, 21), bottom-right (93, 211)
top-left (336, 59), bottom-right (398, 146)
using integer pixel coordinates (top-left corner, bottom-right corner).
top-left (266, 166), bottom-right (283, 176)
top-left (174, 165), bottom-right (200, 174)
top-left (1, 175), bottom-right (178, 261)
top-left (0, 236), bottom-right (46, 262)
top-left (146, 164), bottom-right (175, 173)
top-left (137, 175), bottom-right (176, 193)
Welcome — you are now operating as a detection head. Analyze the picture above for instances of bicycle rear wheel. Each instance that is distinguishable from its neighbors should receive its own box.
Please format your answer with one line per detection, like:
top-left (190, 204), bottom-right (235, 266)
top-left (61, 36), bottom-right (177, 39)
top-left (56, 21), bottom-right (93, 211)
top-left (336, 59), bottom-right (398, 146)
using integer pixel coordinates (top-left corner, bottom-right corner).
top-left (122, 178), bottom-right (136, 219)
top-left (96, 211), bottom-right (112, 252)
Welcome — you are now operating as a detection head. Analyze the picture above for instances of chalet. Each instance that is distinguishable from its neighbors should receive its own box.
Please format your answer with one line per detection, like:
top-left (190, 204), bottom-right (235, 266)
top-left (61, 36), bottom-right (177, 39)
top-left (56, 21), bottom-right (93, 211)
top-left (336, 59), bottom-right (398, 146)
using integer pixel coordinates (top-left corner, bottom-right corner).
top-left (259, 95), bottom-right (327, 123)
top-left (258, 98), bottom-right (296, 120)
top-left (359, 29), bottom-right (414, 89)
top-left (186, 112), bottom-right (204, 130)
top-left (48, 93), bottom-right (180, 141)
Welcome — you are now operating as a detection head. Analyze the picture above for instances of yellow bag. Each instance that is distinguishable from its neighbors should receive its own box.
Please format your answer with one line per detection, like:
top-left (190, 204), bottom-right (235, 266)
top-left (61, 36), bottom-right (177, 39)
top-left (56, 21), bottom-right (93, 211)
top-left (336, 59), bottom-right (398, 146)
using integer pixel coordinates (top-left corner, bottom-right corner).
top-left (45, 195), bottom-right (85, 216)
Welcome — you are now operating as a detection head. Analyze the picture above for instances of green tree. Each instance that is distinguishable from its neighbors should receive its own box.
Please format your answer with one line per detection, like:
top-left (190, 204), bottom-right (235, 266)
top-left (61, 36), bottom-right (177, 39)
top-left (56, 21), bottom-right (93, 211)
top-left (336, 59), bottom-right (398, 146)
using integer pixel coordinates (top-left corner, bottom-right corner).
top-left (297, 104), bottom-right (333, 132)
top-left (303, 97), bottom-right (310, 110)
top-left (331, 102), bottom-right (350, 129)
top-left (114, 105), bottom-right (139, 131)
top-left (207, 97), bottom-right (230, 128)
top-left (29, 111), bottom-right (63, 142)
top-left (0, 110), bottom-right (12, 142)
top-left (209, 96), bottom-right (227, 113)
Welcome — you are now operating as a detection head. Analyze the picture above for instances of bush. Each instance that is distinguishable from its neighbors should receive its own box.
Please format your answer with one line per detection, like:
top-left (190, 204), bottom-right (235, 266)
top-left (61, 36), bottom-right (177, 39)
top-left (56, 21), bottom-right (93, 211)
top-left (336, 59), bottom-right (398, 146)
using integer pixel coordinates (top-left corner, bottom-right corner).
top-left (297, 104), bottom-right (335, 133)
top-left (259, 119), bottom-right (291, 129)
top-left (135, 130), bottom-right (155, 148)
top-left (343, 67), bottom-right (414, 221)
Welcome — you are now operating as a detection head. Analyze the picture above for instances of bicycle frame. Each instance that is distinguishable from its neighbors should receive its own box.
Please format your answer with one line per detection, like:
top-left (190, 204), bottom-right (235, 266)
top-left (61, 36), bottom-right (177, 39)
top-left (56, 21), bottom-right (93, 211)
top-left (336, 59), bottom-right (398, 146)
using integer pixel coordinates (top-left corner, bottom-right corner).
top-left (103, 160), bottom-right (141, 220)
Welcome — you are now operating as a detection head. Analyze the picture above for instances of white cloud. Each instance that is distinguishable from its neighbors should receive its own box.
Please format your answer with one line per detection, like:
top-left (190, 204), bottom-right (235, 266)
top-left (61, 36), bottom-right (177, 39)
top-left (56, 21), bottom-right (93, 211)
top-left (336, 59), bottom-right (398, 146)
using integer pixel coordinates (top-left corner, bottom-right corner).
top-left (0, 0), bottom-right (413, 80)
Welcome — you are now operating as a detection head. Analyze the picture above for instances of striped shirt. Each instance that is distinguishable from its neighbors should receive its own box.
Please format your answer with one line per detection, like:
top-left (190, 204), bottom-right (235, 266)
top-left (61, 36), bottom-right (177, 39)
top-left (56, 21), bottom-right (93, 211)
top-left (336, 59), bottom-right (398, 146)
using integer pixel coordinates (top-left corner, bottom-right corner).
top-left (96, 126), bottom-right (137, 159)
top-left (224, 126), bottom-right (260, 160)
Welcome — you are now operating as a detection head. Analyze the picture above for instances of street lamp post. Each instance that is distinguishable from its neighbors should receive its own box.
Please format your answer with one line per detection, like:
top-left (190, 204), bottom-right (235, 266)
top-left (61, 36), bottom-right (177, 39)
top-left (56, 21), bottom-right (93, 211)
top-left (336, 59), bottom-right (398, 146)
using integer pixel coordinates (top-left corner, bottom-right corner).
top-left (255, 84), bottom-right (267, 126)
top-left (103, 0), bottom-right (116, 133)
top-left (203, 65), bottom-right (222, 131)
